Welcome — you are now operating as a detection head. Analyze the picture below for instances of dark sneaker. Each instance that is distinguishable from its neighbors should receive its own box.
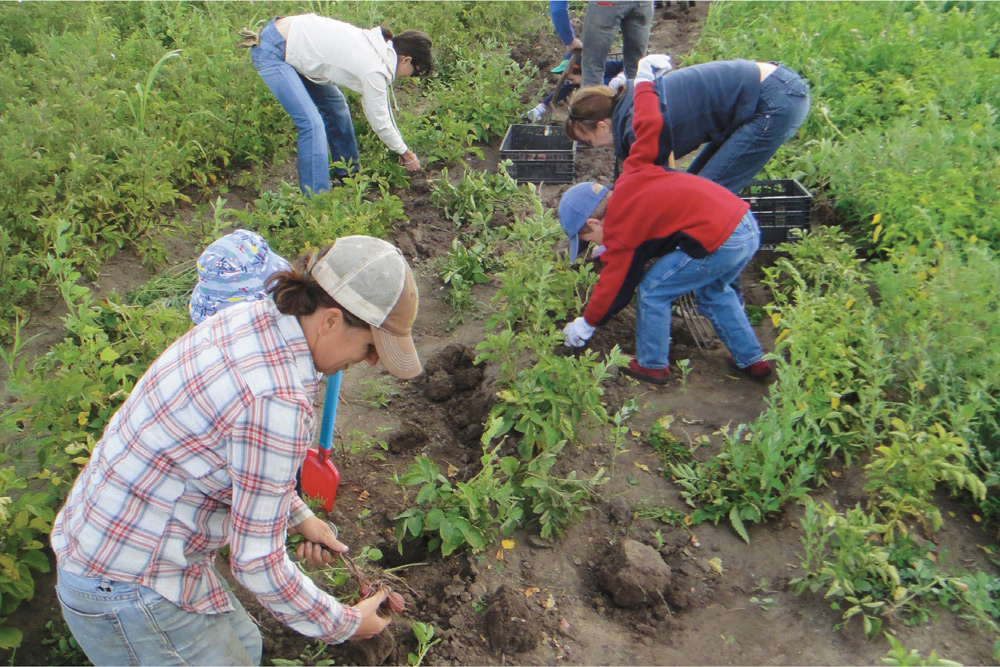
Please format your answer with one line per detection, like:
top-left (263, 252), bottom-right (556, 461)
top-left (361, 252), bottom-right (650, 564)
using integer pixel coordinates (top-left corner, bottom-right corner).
top-left (621, 357), bottom-right (671, 385)
top-left (725, 354), bottom-right (772, 379)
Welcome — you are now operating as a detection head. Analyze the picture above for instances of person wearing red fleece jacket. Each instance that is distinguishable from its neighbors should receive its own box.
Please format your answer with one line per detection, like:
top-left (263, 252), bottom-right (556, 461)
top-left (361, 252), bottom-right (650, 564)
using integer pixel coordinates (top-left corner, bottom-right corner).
top-left (558, 55), bottom-right (771, 384)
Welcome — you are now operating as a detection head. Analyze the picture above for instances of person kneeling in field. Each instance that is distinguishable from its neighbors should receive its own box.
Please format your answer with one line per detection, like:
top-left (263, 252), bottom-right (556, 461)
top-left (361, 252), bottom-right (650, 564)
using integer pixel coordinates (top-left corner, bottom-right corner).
top-left (51, 235), bottom-right (421, 665)
top-left (558, 54), bottom-right (772, 385)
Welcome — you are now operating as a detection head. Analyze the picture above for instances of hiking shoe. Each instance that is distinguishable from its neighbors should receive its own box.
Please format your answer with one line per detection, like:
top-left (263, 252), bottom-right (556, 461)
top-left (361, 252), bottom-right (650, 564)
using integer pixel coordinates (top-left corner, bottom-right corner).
top-left (621, 357), bottom-right (671, 385)
top-left (725, 354), bottom-right (772, 379)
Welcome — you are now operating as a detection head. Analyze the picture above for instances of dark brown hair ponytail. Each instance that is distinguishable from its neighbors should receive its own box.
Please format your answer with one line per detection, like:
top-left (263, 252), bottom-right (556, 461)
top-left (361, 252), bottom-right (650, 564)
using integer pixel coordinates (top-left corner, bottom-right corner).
top-left (267, 246), bottom-right (366, 327)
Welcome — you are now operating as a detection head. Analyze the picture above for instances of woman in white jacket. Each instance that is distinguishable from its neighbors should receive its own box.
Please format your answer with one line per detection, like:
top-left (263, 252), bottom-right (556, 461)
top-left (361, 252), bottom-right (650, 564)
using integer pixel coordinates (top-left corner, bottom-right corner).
top-left (251, 14), bottom-right (432, 195)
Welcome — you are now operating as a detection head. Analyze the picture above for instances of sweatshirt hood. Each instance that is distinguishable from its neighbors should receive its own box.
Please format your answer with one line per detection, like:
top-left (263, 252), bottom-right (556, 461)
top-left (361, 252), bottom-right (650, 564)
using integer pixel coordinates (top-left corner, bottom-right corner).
top-left (362, 26), bottom-right (397, 82)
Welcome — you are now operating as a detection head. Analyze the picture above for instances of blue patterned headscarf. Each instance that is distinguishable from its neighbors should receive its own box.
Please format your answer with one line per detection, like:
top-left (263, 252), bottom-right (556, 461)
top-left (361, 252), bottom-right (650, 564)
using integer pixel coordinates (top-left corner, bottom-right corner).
top-left (188, 229), bottom-right (291, 324)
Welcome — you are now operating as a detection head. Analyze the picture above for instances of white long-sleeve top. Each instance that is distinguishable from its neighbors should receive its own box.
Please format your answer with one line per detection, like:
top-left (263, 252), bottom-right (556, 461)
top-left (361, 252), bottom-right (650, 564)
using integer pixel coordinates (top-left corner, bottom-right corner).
top-left (283, 14), bottom-right (408, 154)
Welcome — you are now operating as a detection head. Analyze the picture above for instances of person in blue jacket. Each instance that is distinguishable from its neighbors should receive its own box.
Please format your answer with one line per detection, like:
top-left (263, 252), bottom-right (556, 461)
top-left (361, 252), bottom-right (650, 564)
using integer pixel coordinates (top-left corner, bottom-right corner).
top-left (564, 58), bottom-right (810, 194)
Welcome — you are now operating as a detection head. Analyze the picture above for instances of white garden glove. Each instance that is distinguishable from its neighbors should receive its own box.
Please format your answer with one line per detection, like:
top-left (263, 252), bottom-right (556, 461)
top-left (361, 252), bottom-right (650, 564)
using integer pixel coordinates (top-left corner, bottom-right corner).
top-left (526, 103), bottom-right (547, 123)
top-left (635, 54), bottom-right (673, 83)
top-left (563, 317), bottom-right (596, 347)
top-left (607, 71), bottom-right (628, 93)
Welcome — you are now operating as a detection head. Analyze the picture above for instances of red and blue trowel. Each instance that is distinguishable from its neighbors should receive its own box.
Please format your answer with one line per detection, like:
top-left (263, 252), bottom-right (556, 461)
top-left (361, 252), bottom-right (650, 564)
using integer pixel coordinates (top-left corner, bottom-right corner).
top-left (300, 372), bottom-right (341, 511)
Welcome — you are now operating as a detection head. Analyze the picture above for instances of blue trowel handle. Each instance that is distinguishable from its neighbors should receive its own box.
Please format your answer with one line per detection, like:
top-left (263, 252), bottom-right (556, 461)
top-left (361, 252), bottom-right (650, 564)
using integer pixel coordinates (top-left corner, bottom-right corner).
top-left (318, 371), bottom-right (342, 456)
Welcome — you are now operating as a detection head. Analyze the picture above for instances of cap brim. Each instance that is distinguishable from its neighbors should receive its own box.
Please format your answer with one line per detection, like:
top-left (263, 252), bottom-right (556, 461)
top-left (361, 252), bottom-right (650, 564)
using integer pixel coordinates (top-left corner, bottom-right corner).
top-left (372, 326), bottom-right (422, 379)
top-left (568, 235), bottom-right (580, 262)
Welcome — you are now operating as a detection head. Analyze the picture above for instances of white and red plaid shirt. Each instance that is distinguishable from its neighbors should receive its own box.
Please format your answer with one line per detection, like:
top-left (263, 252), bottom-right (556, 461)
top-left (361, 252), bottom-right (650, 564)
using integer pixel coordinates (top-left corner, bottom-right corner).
top-left (51, 299), bottom-right (362, 643)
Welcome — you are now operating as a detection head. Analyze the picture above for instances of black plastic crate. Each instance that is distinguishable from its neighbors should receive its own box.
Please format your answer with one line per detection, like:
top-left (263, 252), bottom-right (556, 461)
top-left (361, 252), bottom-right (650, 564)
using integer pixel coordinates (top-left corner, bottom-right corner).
top-left (500, 124), bottom-right (577, 184)
top-left (739, 179), bottom-right (813, 249)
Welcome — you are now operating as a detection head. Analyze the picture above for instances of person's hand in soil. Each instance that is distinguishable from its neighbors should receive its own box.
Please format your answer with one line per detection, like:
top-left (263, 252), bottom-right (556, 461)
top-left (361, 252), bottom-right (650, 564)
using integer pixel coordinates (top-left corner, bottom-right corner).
top-left (291, 515), bottom-right (346, 567)
top-left (400, 149), bottom-right (421, 172)
top-left (350, 589), bottom-right (391, 640)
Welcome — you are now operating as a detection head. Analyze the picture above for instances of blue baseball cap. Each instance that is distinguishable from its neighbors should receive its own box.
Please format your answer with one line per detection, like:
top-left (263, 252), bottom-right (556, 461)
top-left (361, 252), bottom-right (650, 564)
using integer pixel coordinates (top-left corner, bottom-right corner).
top-left (189, 229), bottom-right (291, 324)
top-left (558, 182), bottom-right (610, 262)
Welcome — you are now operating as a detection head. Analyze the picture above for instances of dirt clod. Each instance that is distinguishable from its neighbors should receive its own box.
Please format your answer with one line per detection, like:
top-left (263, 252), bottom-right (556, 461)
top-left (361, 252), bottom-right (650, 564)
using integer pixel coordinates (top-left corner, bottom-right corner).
top-left (387, 424), bottom-right (429, 455)
top-left (423, 370), bottom-right (455, 402)
top-left (483, 584), bottom-right (543, 654)
top-left (597, 539), bottom-right (673, 609)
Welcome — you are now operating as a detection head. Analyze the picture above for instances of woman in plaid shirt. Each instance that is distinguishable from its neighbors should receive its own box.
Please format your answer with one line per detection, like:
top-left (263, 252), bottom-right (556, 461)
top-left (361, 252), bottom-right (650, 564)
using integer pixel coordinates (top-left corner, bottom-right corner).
top-left (51, 236), bottom-right (421, 665)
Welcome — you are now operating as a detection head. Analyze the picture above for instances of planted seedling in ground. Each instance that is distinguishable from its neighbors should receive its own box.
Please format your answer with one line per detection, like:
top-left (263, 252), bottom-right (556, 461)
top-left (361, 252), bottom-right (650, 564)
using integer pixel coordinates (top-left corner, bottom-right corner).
top-left (407, 622), bottom-right (442, 667)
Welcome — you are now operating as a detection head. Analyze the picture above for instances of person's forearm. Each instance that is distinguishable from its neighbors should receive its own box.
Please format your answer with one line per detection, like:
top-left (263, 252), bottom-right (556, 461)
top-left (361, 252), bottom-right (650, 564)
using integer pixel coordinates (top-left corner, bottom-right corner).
top-left (549, 1), bottom-right (576, 46)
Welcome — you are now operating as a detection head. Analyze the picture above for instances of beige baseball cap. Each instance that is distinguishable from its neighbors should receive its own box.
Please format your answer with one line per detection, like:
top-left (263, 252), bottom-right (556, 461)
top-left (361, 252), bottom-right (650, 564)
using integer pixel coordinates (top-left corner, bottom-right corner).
top-left (310, 236), bottom-right (422, 379)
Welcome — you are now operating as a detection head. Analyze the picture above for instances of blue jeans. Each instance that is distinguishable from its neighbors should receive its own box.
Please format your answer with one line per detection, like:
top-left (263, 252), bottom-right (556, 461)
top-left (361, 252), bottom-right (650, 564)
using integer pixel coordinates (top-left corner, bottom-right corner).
top-left (635, 212), bottom-right (764, 369)
top-left (581, 1), bottom-right (653, 86)
top-left (687, 64), bottom-right (811, 194)
top-left (56, 566), bottom-right (262, 666)
top-left (251, 19), bottom-right (359, 196)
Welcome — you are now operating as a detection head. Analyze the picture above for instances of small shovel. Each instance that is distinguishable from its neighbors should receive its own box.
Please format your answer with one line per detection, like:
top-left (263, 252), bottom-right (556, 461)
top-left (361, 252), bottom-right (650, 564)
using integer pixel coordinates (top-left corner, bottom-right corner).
top-left (301, 371), bottom-right (341, 511)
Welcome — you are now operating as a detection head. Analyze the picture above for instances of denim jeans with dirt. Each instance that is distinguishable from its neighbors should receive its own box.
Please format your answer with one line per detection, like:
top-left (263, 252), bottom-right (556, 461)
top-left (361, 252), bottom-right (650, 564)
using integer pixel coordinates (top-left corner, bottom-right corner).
top-left (635, 211), bottom-right (764, 370)
top-left (686, 64), bottom-right (811, 194)
top-left (56, 566), bottom-right (262, 666)
top-left (251, 19), bottom-right (359, 196)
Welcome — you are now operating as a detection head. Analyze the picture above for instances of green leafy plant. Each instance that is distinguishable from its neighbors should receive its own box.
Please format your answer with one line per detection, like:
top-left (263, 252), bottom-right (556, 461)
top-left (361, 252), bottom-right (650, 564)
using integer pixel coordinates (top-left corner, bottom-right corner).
top-left (407, 622), bottom-right (442, 667)
top-left (429, 166), bottom-right (528, 228)
top-left (270, 641), bottom-right (335, 666)
top-left (0, 467), bottom-right (55, 652)
top-left (608, 399), bottom-right (637, 477)
top-left (881, 633), bottom-right (961, 667)
top-left (645, 416), bottom-right (693, 465)
top-left (676, 358), bottom-right (693, 390)
top-left (42, 619), bottom-right (90, 667)
top-left (343, 428), bottom-right (390, 461)
top-left (438, 237), bottom-right (496, 313)
top-left (395, 452), bottom-right (506, 557)
top-left (865, 419), bottom-right (986, 539)
top-left (361, 378), bottom-right (401, 409)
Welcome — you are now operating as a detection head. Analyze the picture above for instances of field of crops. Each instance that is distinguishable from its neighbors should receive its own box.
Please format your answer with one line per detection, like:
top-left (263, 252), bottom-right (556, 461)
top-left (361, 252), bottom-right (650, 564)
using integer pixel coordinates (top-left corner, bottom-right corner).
top-left (2, 1), bottom-right (999, 665)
